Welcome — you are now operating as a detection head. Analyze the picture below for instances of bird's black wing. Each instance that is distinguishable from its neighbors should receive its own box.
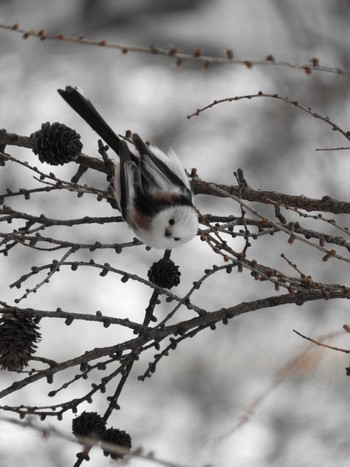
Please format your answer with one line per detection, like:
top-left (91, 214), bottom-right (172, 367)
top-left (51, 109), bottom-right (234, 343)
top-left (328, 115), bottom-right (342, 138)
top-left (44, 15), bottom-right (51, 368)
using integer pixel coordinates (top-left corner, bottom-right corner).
top-left (117, 141), bottom-right (140, 219)
top-left (131, 133), bottom-right (192, 201)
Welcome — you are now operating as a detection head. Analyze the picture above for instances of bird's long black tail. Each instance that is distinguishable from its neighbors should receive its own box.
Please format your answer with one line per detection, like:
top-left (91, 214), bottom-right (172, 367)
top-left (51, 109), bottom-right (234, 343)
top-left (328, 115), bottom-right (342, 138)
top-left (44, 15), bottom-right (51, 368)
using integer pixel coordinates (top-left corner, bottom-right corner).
top-left (58, 86), bottom-right (122, 155)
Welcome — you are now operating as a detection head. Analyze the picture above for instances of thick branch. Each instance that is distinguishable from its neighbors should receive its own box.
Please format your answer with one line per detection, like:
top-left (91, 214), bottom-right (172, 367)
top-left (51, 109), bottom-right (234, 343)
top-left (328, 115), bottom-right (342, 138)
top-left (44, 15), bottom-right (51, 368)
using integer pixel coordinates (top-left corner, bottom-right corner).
top-left (2, 289), bottom-right (348, 399)
top-left (0, 130), bottom-right (106, 174)
top-left (2, 130), bottom-right (350, 215)
top-left (192, 178), bottom-right (350, 214)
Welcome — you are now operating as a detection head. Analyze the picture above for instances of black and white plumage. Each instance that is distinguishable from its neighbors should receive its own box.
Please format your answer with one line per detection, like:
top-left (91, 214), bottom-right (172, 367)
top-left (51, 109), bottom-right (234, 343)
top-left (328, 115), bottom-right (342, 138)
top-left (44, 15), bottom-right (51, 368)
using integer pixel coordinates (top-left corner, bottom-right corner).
top-left (58, 86), bottom-right (198, 249)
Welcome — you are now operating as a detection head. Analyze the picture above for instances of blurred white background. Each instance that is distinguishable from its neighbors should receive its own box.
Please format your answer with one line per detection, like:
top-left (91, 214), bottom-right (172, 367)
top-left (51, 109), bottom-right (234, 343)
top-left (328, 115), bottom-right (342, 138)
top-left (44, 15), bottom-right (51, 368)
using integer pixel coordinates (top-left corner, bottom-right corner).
top-left (1, 1), bottom-right (350, 466)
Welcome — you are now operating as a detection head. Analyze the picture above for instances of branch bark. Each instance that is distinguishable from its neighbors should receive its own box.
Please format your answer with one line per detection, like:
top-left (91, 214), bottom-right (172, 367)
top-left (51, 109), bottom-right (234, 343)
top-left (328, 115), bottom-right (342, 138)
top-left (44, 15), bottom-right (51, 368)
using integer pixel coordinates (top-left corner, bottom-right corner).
top-left (2, 130), bottom-right (350, 214)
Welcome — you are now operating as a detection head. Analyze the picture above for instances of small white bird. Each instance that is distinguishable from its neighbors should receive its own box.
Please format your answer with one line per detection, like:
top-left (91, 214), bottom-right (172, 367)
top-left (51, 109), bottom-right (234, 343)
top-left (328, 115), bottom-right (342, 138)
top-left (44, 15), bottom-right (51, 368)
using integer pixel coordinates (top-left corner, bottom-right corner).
top-left (58, 86), bottom-right (198, 249)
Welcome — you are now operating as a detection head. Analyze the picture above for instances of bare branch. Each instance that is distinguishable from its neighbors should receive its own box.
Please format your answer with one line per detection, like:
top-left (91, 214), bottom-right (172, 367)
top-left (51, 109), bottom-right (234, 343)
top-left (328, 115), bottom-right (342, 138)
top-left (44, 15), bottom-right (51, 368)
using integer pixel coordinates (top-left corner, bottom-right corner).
top-left (0, 22), bottom-right (348, 76)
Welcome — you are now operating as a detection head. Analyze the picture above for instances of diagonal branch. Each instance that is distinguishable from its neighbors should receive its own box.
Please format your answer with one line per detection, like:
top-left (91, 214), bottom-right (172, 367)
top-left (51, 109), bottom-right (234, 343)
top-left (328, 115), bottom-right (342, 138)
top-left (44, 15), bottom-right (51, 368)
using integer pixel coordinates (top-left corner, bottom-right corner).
top-left (0, 22), bottom-right (348, 76)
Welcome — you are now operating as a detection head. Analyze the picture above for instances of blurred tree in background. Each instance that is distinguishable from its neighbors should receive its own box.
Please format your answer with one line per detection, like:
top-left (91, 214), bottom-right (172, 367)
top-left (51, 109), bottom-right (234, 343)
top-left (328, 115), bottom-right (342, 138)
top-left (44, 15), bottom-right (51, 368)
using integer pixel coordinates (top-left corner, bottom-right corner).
top-left (1, 1), bottom-right (350, 466)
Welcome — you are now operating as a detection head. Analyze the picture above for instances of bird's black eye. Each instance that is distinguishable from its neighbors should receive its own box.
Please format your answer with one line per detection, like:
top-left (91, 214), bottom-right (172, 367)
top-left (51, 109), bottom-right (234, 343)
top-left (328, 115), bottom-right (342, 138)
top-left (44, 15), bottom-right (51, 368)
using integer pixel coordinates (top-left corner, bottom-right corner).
top-left (174, 237), bottom-right (180, 242)
top-left (169, 218), bottom-right (175, 225)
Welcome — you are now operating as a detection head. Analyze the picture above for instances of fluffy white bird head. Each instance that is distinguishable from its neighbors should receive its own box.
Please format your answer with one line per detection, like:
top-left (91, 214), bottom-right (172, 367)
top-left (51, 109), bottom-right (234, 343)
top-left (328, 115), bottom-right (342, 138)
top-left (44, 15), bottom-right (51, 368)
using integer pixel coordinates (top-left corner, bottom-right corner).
top-left (133, 204), bottom-right (198, 250)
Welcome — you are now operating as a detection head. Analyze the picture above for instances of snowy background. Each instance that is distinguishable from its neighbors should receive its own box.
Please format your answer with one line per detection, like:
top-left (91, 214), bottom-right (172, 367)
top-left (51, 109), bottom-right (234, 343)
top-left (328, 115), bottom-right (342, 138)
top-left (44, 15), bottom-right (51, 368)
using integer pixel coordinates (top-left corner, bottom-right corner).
top-left (1, 1), bottom-right (350, 466)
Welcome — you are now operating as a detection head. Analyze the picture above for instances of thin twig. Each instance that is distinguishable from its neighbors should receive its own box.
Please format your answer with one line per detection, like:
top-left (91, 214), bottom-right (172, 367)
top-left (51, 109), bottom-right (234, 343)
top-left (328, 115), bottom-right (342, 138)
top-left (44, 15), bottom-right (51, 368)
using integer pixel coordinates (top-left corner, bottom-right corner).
top-left (293, 329), bottom-right (350, 353)
top-left (0, 22), bottom-right (348, 75)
